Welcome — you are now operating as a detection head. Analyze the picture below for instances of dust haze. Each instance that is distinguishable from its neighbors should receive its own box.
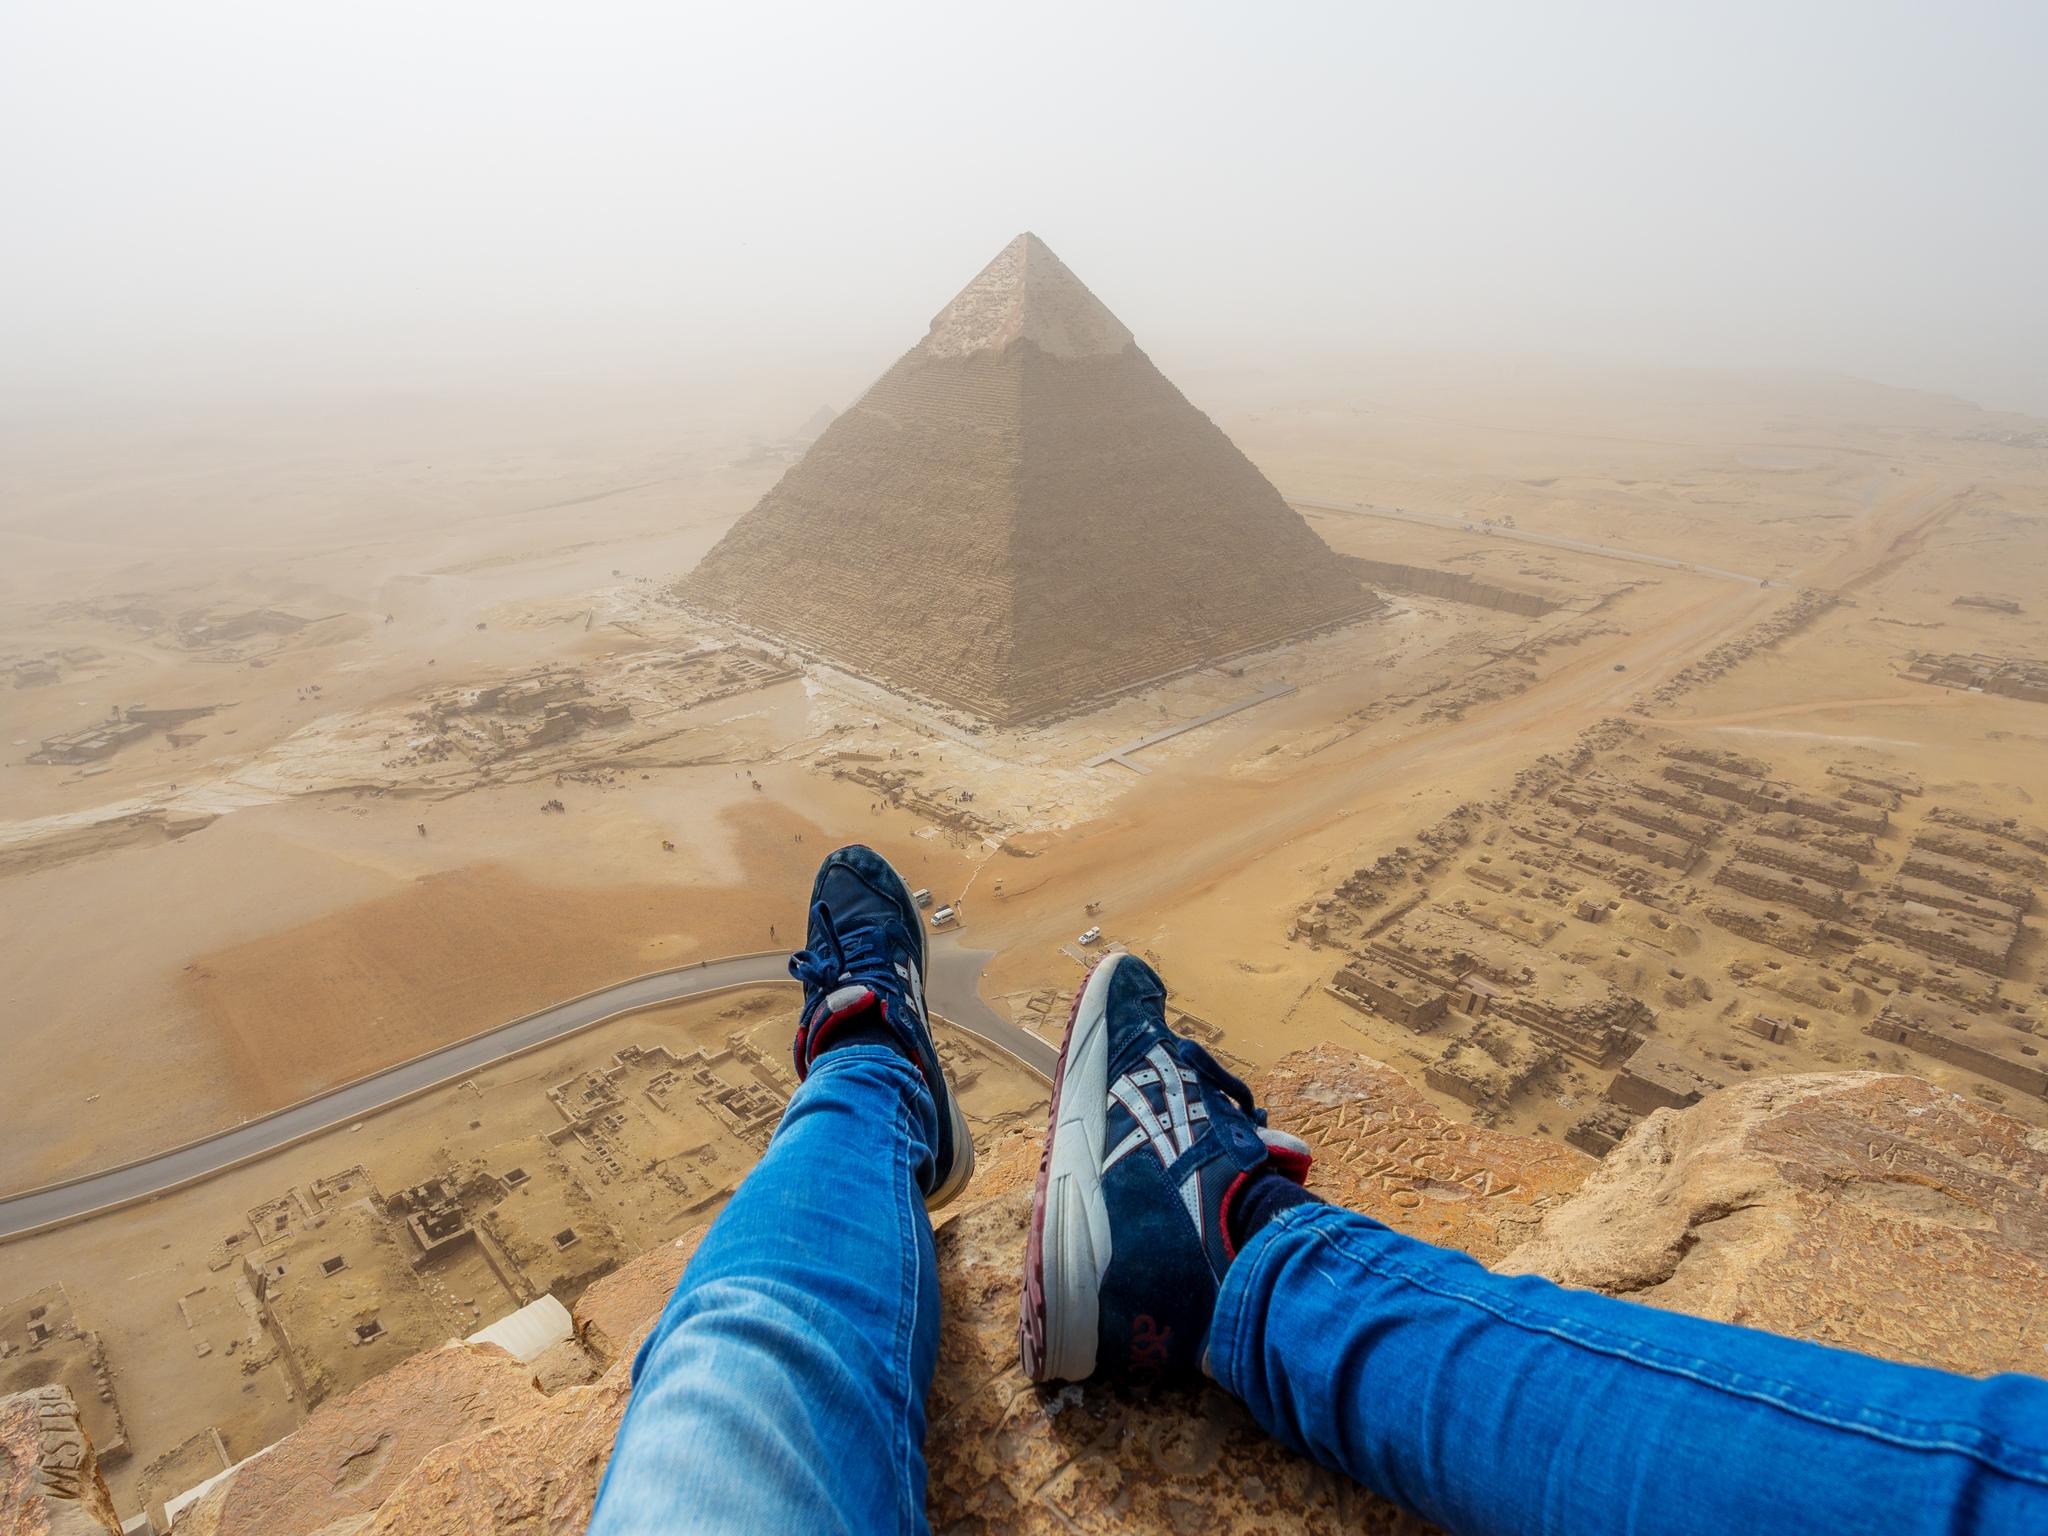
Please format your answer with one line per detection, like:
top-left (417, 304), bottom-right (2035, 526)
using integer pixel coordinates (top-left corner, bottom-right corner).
top-left (2, 1), bottom-right (2045, 414)
top-left (4, 5), bottom-right (2048, 1532)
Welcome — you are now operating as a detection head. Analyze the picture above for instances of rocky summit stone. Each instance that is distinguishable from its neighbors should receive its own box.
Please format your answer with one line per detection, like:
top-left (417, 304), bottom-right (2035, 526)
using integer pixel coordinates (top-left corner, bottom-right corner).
top-left (571, 1229), bottom-right (705, 1366)
top-left (167, 1049), bottom-right (2048, 1534)
top-left (347, 1362), bottom-right (633, 1536)
top-left (169, 1342), bottom-right (543, 1536)
top-left (1252, 1043), bottom-right (1595, 1264)
top-left (1506, 1070), bottom-right (2048, 1374)
top-left (0, 1385), bottom-right (121, 1536)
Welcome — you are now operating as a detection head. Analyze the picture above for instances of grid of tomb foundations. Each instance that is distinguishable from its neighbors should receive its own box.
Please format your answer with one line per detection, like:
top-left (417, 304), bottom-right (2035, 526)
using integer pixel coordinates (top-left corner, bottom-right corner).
top-left (1292, 721), bottom-right (2044, 1153)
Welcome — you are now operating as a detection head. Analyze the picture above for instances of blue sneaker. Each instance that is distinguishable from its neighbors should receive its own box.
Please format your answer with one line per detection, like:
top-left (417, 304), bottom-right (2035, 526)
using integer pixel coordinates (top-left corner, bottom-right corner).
top-left (787, 844), bottom-right (975, 1210)
top-left (1019, 953), bottom-right (1311, 1381)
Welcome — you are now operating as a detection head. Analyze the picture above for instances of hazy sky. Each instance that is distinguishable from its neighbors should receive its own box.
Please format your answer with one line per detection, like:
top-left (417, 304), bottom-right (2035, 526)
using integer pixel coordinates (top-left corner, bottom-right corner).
top-left (4, 1), bottom-right (2044, 414)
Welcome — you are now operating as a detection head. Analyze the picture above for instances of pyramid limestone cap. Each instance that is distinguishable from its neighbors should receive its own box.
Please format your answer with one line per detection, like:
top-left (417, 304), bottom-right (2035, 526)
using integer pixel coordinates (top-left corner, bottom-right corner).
top-left (921, 233), bottom-right (1135, 360)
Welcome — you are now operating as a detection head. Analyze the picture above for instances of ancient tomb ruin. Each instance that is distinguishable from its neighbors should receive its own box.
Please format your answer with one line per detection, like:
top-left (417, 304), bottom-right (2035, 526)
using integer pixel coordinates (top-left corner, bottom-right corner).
top-left (679, 232), bottom-right (1378, 725)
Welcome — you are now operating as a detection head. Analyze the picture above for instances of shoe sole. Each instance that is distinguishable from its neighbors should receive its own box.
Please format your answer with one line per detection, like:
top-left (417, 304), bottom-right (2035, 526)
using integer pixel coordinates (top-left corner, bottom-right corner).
top-left (1019, 951), bottom-right (1125, 1381)
top-left (860, 854), bottom-right (977, 1213)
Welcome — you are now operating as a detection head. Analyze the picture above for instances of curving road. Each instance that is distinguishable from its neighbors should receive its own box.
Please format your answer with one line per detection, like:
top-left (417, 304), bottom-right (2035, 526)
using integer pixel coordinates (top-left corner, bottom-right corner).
top-left (0, 941), bottom-right (1053, 1244)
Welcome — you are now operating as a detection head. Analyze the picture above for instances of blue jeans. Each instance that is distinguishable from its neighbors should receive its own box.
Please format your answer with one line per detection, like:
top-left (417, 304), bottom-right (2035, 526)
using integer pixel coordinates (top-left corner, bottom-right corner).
top-left (590, 1047), bottom-right (2048, 1535)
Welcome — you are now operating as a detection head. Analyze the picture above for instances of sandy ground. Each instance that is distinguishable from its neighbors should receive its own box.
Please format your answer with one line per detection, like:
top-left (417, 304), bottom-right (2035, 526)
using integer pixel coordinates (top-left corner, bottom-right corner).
top-left (2, 357), bottom-right (2044, 1519)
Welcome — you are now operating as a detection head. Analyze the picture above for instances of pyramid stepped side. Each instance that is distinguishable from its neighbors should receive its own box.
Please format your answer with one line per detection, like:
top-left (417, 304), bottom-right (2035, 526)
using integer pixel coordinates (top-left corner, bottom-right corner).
top-left (999, 346), bottom-right (1377, 715)
top-left (681, 345), bottom-right (1376, 724)
top-left (680, 350), bottom-right (1030, 720)
top-left (679, 231), bottom-right (1382, 725)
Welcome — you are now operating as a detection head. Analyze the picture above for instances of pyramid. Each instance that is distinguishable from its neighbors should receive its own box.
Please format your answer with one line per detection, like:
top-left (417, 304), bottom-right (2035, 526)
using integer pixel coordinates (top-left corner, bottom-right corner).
top-left (680, 233), bottom-right (1378, 725)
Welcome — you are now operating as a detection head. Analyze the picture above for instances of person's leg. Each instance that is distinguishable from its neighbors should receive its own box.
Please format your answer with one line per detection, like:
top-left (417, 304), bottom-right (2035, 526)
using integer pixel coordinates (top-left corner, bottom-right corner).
top-left (1023, 954), bottom-right (2048, 1535)
top-left (1211, 1204), bottom-right (2048, 1536)
top-left (588, 1045), bottom-right (939, 1536)
top-left (592, 844), bottom-right (972, 1535)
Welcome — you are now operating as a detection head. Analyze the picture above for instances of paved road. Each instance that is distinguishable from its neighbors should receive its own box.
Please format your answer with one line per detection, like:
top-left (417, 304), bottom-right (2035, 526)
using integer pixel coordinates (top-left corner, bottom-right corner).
top-left (0, 941), bottom-right (1052, 1243)
top-left (1287, 493), bottom-right (1770, 587)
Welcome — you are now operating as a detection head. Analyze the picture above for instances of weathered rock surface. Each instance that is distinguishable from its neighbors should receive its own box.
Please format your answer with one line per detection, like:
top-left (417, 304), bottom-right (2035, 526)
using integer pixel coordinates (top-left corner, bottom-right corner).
top-left (169, 1342), bottom-right (543, 1536)
top-left (0, 1385), bottom-right (121, 1536)
top-left (571, 1229), bottom-right (704, 1366)
top-left (1506, 1070), bottom-right (2048, 1373)
top-left (347, 1362), bottom-right (632, 1535)
top-left (167, 1049), bottom-right (2048, 1534)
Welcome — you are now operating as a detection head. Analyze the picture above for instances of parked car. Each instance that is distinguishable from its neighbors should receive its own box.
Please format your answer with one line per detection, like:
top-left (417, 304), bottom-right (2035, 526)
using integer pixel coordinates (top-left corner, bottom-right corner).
top-left (911, 887), bottom-right (933, 908)
top-left (1078, 926), bottom-right (1102, 945)
top-left (929, 906), bottom-right (957, 927)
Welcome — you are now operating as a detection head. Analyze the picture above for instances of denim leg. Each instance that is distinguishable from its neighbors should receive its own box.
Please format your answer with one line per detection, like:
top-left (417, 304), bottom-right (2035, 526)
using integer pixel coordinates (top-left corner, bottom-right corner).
top-left (588, 1045), bottom-right (940, 1536)
top-left (1211, 1204), bottom-right (2048, 1536)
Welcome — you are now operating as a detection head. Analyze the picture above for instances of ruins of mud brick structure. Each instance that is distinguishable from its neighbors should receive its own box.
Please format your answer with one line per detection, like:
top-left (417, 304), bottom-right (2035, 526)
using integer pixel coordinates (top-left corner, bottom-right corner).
top-left (1328, 956), bottom-right (1451, 1029)
top-left (1829, 763), bottom-right (1923, 798)
top-left (1632, 777), bottom-right (1744, 825)
top-left (1874, 898), bottom-right (2021, 977)
top-left (618, 645), bottom-right (797, 710)
top-left (1911, 825), bottom-right (2048, 880)
top-left (1902, 650), bottom-right (2048, 703)
top-left (1713, 858), bottom-right (1847, 919)
top-left (403, 668), bottom-right (633, 766)
top-left (1732, 833), bottom-right (1860, 887)
top-left (1563, 1101), bottom-right (1639, 1156)
top-left (1661, 759), bottom-right (1763, 807)
top-left (1638, 589), bottom-right (1838, 710)
top-left (175, 609), bottom-right (309, 650)
top-left (679, 232), bottom-right (1381, 726)
top-left (1706, 899), bottom-right (1821, 955)
top-left (1664, 744), bottom-right (1773, 778)
top-left (1424, 1022), bottom-right (1557, 1114)
top-left (29, 704), bottom-right (218, 766)
top-left (1741, 1012), bottom-right (1805, 1046)
top-left (1926, 805), bottom-right (2048, 858)
top-left (1604, 793), bottom-right (1721, 845)
top-left (1572, 812), bottom-right (1699, 872)
top-left (0, 1285), bottom-right (127, 1465)
top-left (1753, 811), bottom-right (1877, 864)
top-left (253, 1196), bottom-right (462, 1407)
top-left (1337, 556), bottom-right (1559, 616)
top-left (1356, 913), bottom-right (1652, 1069)
top-left (1953, 593), bottom-right (2024, 614)
top-left (1749, 783), bottom-right (1888, 836)
top-left (825, 757), bottom-right (1005, 843)
top-left (1892, 876), bottom-right (2024, 926)
top-left (1604, 1042), bottom-right (1725, 1116)
top-left (1845, 941), bottom-right (2004, 1012)
top-left (1865, 995), bottom-right (2047, 1103)
top-left (12, 656), bottom-right (60, 687)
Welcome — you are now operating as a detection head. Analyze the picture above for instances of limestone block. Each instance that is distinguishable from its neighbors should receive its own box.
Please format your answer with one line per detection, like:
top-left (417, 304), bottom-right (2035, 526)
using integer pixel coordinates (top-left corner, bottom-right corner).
top-left (169, 1343), bottom-right (542, 1536)
top-left (1506, 1072), bottom-right (2048, 1373)
top-left (570, 1229), bottom-right (705, 1366)
top-left (0, 1385), bottom-right (121, 1536)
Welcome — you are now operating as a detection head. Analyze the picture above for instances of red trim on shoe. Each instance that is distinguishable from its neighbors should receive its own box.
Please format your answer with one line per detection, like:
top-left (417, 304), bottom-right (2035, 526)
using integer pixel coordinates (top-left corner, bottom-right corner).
top-left (1218, 1167), bottom-right (1258, 1262)
top-left (798, 989), bottom-right (885, 1073)
top-left (1264, 1144), bottom-right (1313, 1185)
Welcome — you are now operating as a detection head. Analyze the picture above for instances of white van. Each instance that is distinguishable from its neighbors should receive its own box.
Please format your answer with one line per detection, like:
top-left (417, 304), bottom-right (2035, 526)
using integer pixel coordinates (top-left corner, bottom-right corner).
top-left (929, 906), bottom-right (957, 927)
top-left (911, 887), bottom-right (933, 909)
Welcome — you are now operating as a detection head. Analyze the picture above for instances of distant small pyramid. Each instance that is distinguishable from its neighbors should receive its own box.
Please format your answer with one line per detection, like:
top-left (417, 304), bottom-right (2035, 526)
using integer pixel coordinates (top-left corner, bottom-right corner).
top-left (680, 233), bottom-right (1377, 724)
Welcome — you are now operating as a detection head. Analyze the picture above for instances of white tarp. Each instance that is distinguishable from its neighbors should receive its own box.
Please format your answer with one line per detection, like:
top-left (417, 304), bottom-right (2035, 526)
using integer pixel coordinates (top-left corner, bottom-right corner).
top-left (465, 1292), bottom-right (573, 1364)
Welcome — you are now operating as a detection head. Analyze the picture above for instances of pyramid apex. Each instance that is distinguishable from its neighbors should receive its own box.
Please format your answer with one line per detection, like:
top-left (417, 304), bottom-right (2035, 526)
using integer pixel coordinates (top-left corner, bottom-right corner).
top-left (923, 233), bottom-right (1134, 360)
